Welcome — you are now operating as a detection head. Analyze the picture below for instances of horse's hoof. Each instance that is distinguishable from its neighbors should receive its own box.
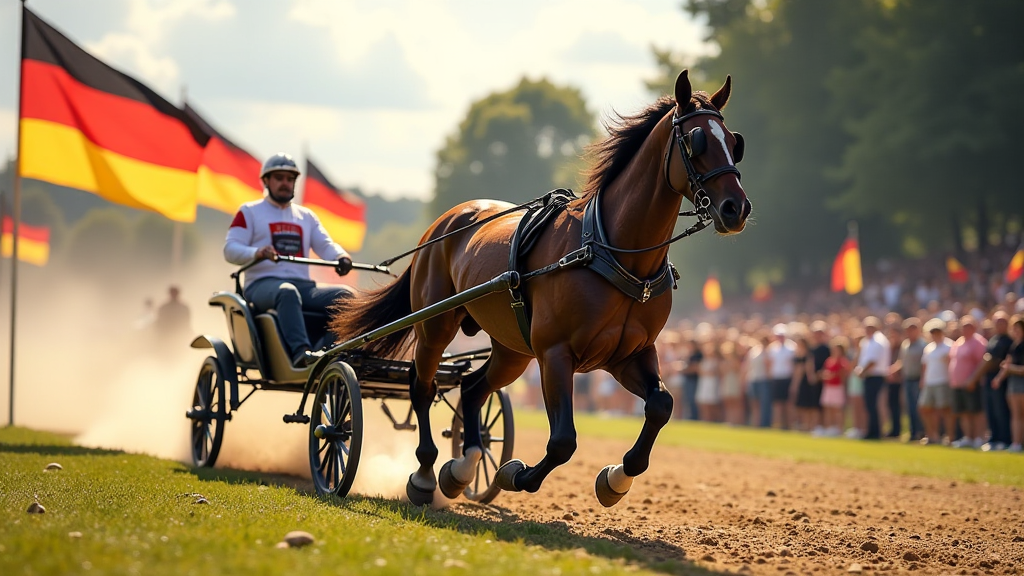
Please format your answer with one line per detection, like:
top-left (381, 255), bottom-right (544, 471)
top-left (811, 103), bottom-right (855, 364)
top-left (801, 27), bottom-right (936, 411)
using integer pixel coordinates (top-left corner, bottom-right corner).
top-left (495, 459), bottom-right (526, 492)
top-left (595, 465), bottom-right (629, 507)
top-left (438, 460), bottom-right (470, 499)
top-left (406, 474), bottom-right (435, 506)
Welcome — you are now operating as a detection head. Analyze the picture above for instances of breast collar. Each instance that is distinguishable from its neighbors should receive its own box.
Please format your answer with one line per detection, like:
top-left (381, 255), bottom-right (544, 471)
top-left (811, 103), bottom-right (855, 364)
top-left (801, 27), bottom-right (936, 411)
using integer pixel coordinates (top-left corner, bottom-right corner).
top-left (579, 195), bottom-right (678, 304)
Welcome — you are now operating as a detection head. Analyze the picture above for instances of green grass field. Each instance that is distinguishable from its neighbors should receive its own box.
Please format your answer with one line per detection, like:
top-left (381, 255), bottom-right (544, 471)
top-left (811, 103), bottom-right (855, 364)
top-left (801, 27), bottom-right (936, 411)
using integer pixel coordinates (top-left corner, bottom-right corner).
top-left (0, 427), bottom-right (712, 576)
top-left (517, 410), bottom-right (1024, 488)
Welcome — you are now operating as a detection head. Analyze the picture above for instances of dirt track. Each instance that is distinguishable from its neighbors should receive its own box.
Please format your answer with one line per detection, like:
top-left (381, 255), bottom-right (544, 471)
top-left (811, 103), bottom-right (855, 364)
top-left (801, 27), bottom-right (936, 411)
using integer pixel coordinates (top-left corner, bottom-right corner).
top-left (448, 428), bottom-right (1024, 575)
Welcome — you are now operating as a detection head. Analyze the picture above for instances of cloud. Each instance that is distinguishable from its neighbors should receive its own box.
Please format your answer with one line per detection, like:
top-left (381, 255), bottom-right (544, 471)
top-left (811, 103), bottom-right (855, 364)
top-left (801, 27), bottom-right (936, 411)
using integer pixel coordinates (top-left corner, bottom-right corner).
top-left (561, 30), bottom-right (649, 65)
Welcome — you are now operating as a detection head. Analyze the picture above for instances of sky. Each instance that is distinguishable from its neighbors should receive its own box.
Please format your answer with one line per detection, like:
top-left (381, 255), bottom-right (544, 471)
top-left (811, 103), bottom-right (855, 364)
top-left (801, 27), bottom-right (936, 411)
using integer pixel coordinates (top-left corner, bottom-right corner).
top-left (1, 0), bottom-right (712, 201)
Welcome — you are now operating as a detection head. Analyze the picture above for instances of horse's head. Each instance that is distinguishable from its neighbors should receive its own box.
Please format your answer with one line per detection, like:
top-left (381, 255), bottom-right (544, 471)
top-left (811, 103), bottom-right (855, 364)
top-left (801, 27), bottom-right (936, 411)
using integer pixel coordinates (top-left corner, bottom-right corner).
top-left (666, 70), bottom-right (751, 234)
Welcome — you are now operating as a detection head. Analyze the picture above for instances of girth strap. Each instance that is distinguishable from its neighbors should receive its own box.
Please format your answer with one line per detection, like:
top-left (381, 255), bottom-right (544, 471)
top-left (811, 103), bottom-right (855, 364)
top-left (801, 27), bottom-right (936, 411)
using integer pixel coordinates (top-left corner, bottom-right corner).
top-left (507, 190), bottom-right (577, 350)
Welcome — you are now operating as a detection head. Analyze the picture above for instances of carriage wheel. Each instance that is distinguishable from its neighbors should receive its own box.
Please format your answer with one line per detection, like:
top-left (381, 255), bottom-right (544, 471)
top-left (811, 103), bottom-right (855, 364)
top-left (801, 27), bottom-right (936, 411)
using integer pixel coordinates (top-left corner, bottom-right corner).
top-left (189, 357), bottom-right (226, 468)
top-left (450, 389), bottom-right (515, 503)
top-left (309, 361), bottom-right (363, 498)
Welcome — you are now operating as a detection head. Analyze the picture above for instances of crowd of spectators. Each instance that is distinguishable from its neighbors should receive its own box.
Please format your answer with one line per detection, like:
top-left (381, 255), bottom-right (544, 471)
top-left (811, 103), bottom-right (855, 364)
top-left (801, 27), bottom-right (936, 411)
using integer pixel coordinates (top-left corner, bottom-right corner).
top-left (512, 247), bottom-right (1024, 453)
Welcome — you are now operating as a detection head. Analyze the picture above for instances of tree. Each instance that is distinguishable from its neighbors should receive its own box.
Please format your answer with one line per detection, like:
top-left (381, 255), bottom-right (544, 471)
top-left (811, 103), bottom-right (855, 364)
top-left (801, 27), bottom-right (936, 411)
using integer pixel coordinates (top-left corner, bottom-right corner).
top-left (430, 78), bottom-right (597, 217)
top-left (829, 0), bottom-right (1024, 253)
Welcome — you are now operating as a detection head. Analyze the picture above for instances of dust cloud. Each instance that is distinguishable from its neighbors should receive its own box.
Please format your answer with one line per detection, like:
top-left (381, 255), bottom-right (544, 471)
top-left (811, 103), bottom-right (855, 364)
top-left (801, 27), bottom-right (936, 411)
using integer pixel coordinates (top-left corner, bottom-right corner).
top-left (0, 250), bottom-right (477, 501)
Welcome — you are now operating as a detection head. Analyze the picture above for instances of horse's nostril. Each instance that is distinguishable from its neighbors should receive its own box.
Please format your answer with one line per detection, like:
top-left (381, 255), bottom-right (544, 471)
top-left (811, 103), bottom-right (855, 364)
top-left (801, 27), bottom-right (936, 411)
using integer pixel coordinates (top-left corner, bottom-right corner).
top-left (720, 199), bottom-right (739, 220)
top-left (741, 199), bottom-right (752, 220)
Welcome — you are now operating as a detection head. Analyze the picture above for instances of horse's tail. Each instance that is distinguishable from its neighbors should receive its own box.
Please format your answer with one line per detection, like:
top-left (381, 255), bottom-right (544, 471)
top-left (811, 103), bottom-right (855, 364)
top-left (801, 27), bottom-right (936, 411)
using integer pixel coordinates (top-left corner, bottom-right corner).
top-left (329, 266), bottom-right (414, 359)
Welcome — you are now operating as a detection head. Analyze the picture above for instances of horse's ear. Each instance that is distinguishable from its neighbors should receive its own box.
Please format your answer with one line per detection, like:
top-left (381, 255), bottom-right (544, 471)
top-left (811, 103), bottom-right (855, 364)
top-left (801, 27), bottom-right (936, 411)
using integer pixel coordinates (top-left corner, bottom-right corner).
top-left (710, 75), bottom-right (732, 110)
top-left (674, 70), bottom-right (692, 107)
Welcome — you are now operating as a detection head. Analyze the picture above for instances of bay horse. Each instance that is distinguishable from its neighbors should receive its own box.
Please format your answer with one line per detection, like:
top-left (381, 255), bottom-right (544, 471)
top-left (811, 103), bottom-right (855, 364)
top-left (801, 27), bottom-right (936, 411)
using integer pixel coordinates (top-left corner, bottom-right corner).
top-left (330, 70), bottom-right (750, 506)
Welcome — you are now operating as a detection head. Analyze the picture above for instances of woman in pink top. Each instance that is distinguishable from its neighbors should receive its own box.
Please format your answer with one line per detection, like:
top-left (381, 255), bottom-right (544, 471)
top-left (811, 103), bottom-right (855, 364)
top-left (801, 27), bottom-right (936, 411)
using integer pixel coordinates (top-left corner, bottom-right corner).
top-left (948, 316), bottom-right (989, 448)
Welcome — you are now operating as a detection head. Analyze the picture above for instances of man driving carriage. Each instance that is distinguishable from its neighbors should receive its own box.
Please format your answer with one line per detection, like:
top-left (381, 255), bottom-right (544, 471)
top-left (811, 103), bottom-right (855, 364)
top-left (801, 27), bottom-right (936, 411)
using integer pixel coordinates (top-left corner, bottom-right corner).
top-left (224, 153), bottom-right (354, 369)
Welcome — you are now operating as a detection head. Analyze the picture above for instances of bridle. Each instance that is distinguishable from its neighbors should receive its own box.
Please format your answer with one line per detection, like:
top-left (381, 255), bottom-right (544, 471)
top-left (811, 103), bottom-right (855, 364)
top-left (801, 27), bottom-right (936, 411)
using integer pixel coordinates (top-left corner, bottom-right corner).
top-left (656, 108), bottom-right (742, 237)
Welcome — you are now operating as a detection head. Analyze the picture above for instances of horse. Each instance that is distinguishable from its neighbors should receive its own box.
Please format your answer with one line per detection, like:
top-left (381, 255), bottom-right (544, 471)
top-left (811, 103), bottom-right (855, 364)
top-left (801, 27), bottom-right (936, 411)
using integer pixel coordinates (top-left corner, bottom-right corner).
top-left (329, 70), bottom-right (751, 506)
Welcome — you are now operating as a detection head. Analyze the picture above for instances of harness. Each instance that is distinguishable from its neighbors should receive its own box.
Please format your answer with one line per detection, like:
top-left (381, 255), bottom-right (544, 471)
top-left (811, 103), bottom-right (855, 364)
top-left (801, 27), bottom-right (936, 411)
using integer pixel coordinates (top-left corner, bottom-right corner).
top-left (377, 105), bottom-right (743, 351)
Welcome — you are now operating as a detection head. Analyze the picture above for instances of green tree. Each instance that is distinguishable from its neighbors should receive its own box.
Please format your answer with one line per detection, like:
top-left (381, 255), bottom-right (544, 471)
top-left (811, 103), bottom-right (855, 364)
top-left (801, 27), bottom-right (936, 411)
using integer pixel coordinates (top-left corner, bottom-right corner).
top-left (829, 0), bottom-right (1024, 254)
top-left (430, 77), bottom-right (597, 217)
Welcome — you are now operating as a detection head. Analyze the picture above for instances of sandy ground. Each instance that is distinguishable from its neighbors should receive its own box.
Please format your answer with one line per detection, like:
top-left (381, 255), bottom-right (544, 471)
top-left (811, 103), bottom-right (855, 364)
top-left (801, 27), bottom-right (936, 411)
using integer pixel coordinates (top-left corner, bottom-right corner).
top-left (445, 428), bottom-right (1024, 575)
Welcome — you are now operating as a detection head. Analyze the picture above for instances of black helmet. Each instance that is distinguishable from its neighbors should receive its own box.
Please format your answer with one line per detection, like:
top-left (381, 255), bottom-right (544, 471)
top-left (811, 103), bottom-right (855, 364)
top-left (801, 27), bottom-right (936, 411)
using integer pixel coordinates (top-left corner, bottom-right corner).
top-left (260, 153), bottom-right (301, 179)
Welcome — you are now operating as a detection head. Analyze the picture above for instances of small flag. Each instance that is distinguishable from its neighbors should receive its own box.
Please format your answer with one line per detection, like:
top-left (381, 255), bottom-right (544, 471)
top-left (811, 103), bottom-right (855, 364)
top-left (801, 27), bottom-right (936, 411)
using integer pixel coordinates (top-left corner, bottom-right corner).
top-left (302, 158), bottom-right (366, 251)
top-left (1006, 249), bottom-right (1024, 283)
top-left (703, 275), bottom-right (722, 311)
top-left (2, 216), bottom-right (50, 266)
top-left (831, 238), bottom-right (862, 294)
top-left (946, 256), bottom-right (969, 283)
top-left (752, 282), bottom-right (773, 302)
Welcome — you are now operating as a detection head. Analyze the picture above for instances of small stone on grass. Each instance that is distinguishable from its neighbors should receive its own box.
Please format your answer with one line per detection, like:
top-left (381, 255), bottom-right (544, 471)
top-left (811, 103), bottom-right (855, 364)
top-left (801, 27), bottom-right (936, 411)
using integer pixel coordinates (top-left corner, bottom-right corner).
top-left (283, 530), bottom-right (315, 548)
top-left (26, 502), bottom-right (45, 514)
top-left (44, 463), bottom-right (62, 471)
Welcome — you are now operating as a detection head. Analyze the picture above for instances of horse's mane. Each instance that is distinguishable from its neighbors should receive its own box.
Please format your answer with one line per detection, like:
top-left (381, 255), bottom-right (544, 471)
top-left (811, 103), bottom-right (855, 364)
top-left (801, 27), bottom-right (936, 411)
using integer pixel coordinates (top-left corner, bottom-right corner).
top-left (581, 91), bottom-right (714, 198)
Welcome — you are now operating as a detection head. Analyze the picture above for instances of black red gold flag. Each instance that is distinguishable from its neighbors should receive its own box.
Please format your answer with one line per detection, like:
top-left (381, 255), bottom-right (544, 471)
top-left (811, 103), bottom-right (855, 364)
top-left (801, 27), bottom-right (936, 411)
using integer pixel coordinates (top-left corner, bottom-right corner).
top-left (302, 158), bottom-right (366, 251)
top-left (19, 8), bottom-right (203, 222)
top-left (184, 104), bottom-right (263, 214)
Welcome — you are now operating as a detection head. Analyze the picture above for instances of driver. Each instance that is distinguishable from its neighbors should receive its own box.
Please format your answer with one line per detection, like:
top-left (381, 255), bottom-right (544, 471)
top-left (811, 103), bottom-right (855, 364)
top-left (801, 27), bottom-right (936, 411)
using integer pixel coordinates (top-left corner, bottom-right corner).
top-left (224, 153), bottom-right (354, 369)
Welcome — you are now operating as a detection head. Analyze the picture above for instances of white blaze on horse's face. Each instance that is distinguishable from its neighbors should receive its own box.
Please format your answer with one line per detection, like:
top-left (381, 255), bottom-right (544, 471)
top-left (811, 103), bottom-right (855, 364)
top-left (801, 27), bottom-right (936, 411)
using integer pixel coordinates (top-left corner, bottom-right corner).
top-left (708, 120), bottom-right (734, 166)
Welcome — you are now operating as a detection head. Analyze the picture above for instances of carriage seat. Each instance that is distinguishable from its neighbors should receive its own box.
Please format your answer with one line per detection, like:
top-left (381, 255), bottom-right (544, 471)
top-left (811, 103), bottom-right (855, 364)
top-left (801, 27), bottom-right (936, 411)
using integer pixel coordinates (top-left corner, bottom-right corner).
top-left (253, 311), bottom-right (312, 384)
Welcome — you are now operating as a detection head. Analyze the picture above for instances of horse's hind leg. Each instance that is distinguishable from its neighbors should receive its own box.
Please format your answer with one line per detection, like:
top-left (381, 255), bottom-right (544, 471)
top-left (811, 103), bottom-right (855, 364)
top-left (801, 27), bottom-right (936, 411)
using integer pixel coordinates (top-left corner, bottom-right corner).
top-left (495, 345), bottom-right (576, 494)
top-left (594, 346), bottom-right (672, 507)
top-left (438, 342), bottom-right (531, 499)
top-left (405, 314), bottom-right (460, 506)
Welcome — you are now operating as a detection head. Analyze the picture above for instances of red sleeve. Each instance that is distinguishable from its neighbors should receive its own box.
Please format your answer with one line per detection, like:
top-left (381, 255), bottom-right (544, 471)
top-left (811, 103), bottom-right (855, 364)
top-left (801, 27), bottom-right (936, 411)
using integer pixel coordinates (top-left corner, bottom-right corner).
top-left (230, 211), bottom-right (247, 228)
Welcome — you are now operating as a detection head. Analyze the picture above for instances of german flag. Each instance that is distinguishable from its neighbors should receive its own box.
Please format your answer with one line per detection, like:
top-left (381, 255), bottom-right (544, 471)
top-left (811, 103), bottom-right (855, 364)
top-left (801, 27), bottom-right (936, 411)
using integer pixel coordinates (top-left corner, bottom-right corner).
top-left (185, 104), bottom-right (263, 215)
top-left (831, 237), bottom-right (862, 295)
top-left (752, 281), bottom-right (773, 303)
top-left (703, 275), bottom-right (722, 311)
top-left (946, 256), bottom-right (969, 283)
top-left (2, 216), bottom-right (50, 266)
top-left (19, 8), bottom-right (202, 222)
top-left (1006, 249), bottom-right (1024, 284)
top-left (302, 158), bottom-right (366, 251)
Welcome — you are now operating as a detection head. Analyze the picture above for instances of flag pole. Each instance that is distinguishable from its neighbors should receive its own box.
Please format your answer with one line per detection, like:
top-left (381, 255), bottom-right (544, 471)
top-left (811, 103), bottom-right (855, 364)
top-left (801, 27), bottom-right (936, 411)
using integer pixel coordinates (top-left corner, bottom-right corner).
top-left (9, 0), bottom-right (27, 426)
top-left (171, 84), bottom-right (188, 281)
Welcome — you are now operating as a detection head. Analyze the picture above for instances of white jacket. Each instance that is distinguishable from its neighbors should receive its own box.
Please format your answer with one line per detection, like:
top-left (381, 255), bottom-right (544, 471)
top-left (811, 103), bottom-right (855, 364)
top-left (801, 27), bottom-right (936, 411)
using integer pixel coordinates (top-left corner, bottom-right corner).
top-left (224, 197), bottom-right (348, 286)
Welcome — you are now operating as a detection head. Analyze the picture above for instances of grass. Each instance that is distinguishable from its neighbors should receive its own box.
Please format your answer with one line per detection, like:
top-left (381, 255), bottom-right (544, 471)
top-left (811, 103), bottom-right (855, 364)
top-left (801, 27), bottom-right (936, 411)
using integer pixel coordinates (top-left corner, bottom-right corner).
top-left (0, 426), bottom-right (719, 576)
top-left (517, 410), bottom-right (1024, 488)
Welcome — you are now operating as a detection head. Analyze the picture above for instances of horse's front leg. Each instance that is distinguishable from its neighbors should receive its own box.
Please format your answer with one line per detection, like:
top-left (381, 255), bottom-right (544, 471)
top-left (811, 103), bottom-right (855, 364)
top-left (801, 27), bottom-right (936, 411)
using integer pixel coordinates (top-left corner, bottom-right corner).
top-left (595, 346), bottom-right (672, 507)
top-left (495, 345), bottom-right (576, 494)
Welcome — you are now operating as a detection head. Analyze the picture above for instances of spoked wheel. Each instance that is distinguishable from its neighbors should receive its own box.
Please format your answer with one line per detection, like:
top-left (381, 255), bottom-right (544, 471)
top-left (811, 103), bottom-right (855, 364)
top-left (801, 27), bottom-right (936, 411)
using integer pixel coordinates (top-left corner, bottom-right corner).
top-left (188, 357), bottom-right (227, 468)
top-left (450, 389), bottom-right (515, 503)
top-left (309, 361), bottom-right (363, 497)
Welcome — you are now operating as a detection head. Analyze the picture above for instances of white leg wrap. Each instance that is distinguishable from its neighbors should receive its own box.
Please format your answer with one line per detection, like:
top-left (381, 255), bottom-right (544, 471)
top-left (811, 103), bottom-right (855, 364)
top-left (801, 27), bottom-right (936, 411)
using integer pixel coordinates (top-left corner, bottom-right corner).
top-left (607, 464), bottom-right (634, 493)
top-left (451, 446), bottom-right (482, 483)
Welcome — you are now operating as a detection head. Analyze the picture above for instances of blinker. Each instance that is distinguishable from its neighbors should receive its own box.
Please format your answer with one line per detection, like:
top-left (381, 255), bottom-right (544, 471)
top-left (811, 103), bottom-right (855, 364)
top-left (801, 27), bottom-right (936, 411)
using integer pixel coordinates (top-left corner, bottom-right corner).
top-left (683, 127), bottom-right (706, 158)
top-left (733, 132), bottom-right (745, 163)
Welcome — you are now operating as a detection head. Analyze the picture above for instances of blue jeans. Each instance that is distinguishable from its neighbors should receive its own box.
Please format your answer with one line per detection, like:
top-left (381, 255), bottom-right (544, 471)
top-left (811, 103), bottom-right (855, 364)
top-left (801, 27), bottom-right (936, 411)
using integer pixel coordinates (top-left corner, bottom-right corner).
top-left (863, 376), bottom-right (885, 440)
top-left (753, 379), bottom-right (773, 427)
top-left (903, 378), bottom-right (924, 439)
top-left (682, 375), bottom-right (699, 420)
top-left (983, 374), bottom-right (1011, 445)
top-left (244, 277), bottom-right (350, 357)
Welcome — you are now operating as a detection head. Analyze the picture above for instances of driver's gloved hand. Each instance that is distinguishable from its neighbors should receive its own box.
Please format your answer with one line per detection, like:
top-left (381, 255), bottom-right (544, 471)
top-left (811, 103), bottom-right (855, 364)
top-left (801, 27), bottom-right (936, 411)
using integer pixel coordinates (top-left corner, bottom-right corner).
top-left (335, 256), bottom-right (353, 276)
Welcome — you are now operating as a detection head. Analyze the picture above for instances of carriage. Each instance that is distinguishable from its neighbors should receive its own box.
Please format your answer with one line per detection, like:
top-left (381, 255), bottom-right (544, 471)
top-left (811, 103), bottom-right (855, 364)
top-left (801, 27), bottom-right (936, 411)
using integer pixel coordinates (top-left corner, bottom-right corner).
top-left (185, 256), bottom-right (515, 503)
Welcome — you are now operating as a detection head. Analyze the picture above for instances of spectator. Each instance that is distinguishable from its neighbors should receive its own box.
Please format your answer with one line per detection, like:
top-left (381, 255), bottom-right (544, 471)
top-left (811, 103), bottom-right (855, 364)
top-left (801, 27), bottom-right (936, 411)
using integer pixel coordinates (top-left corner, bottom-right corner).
top-left (743, 334), bottom-right (772, 427)
top-left (971, 312), bottom-right (1013, 451)
top-left (792, 337), bottom-right (820, 432)
top-left (808, 322), bottom-right (832, 433)
top-left (820, 338), bottom-right (849, 436)
top-left (884, 324), bottom-right (904, 438)
top-left (948, 316), bottom-right (988, 448)
top-left (892, 318), bottom-right (927, 441)
top-left (681, 337), bottom-right (703, 421)
top-left (846, 332), bottom-right (868, 438)
top-left (766, 324), bottom-right (797, 429)
top-left (154, 285), bottom-right (191, 348)
top-left (696, 340), bottom-right (721, 422)
top-left (854, 316), bottom-right (891, 440)
top-left (720, 340), bottom-right (744, 425)
top-left (920, 318), bottom-right (955, 445)
top-left (992, 316), bottom-right (1024, 452)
